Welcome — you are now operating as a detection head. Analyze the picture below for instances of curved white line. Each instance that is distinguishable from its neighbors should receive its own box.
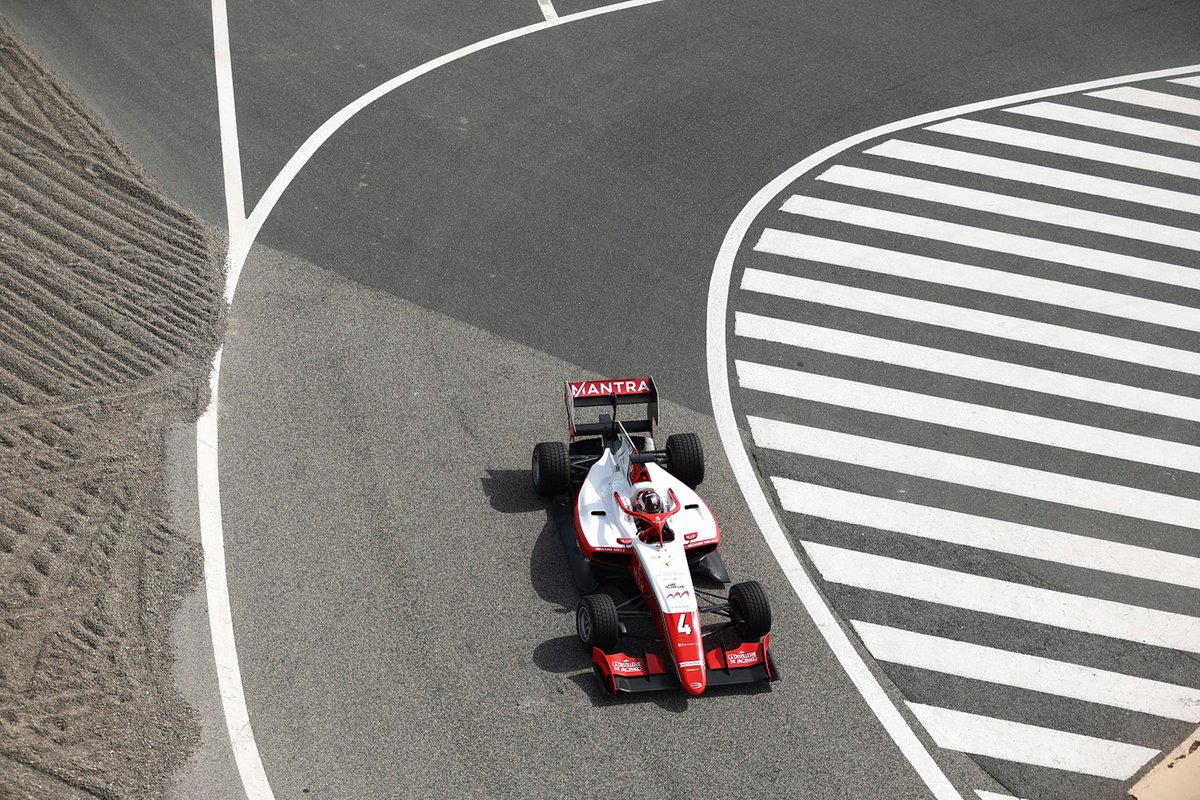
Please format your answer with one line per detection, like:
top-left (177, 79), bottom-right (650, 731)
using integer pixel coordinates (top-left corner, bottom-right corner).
top-left (229, 0), bottom-right (668, 302)
top-left (199, 2), bottom-right (669, 799)
top-left (706, 62), bottom-right (1200, 800)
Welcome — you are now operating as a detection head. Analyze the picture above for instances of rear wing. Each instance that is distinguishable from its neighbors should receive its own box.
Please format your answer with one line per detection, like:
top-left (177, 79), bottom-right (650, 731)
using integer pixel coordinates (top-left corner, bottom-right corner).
top-left (564, 377), bottom-right (659, 441)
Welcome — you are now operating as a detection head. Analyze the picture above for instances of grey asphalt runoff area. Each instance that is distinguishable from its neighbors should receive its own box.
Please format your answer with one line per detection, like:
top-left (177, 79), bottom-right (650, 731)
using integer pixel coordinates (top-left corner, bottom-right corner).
top-left (4, 0), bottom-right (1200, 797)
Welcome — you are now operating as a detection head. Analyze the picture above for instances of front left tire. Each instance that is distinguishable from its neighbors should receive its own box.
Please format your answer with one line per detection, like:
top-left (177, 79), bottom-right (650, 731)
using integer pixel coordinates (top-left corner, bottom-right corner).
top-left (576, 593), bottom-right (620, 651)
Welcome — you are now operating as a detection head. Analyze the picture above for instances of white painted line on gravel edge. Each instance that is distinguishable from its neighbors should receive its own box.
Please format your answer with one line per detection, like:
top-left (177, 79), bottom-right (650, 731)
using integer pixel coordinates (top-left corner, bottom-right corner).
top-left (202, 2), bottom-right (669, 799)
top-left (706, 63), bottom-right (1200, 800)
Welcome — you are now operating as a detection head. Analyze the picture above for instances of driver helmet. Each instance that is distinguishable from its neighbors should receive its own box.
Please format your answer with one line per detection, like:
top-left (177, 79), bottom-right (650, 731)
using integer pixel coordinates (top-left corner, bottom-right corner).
top-left (636, 489), bottom-right (664, 514)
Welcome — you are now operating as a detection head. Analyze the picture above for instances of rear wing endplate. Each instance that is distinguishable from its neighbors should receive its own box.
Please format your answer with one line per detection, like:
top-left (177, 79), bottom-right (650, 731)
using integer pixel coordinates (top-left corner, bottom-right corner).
top-left (564, 377), bottom-right (659, 441)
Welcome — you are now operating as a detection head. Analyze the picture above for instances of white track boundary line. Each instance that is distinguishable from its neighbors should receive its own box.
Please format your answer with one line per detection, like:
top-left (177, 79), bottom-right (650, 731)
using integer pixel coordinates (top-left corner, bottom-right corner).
top-left (201, 2), bottom-right (669, 799)
top-left (537, 0), bottom-right (560, 22)
top-left (707, 63), bottom-right (1200, 800)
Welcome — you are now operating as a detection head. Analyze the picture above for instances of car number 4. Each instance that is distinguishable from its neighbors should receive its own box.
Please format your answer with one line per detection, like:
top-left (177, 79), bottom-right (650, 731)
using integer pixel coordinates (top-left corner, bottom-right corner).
top-left (677, 614), bottom-right (692, 636)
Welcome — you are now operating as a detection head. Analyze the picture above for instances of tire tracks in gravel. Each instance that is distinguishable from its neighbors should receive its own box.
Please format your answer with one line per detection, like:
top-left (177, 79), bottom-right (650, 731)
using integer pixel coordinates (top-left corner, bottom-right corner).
top-left (0, 16), bottom-right (224, 800)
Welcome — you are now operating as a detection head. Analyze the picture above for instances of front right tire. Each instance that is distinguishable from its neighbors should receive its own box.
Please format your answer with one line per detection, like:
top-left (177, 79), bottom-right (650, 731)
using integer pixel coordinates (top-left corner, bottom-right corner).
top-left (730, 580), bottom-right (772, 641)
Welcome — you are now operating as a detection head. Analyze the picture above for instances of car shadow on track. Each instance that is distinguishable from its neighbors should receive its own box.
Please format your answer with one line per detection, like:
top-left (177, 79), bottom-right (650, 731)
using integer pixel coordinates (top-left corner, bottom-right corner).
top-left (481, 468), bottom-right (545, 514)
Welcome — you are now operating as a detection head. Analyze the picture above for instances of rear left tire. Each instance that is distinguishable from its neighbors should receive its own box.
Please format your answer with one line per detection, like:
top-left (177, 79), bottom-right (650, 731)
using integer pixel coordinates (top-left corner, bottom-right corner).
top-left (532, 441), bottom-right (570, 496)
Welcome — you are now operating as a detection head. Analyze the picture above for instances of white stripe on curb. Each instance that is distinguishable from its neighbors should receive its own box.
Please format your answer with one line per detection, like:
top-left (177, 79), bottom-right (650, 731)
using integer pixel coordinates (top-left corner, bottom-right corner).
top-left (740, 267), bottom-right (1200, 374)
top-left (781, 195), bottom-right (1200, 291)
top-left (753, 228), bottom-right (1200, 332)
top-left (737, 360), bottom-right (1200, 472)
top-left (818, 165), bottom-right (1200, 252)
top-left (1090, 86), bottom-right (1200, 118)
top-left (865, 138), bottom-right (1200, 215)
top-left (750, 416), bottom-right (1200, 530)
top-left (770, 478), bottom-right (1200, 590)
top-left (854, 622), bottom-right (1200, 722)
top-left (1008, 101), bottom-right (1200, 147)
top-left (735, 311), bottom-right (1200, 422)
top-left (927, 118), bottom-right (1200, 180)
top-left (803, 542), bottom-right (1200, 653)
top-left (907, 703), bottom-right (1159, 780)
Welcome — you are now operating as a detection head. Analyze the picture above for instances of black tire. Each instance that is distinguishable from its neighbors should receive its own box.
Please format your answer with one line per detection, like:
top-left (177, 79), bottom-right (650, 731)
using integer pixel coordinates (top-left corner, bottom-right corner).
top-left (730, 580), bottom-right (772, 641)
top-left (576, 594), bottom-right (620, 651)
top-left (666, 432), bottom-right (705, 488)
top-left (532, 441), bottom-right (570, 496)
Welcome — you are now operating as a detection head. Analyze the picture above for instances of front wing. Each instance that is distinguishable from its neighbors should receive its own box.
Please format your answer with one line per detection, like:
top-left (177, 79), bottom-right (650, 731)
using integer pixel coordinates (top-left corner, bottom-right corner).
top-left (591, 636), bottom-right (778, 695)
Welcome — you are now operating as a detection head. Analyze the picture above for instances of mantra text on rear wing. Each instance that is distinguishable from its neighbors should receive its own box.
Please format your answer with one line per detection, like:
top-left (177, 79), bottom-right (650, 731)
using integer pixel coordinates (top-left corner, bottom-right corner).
top-left (564, 377), bottom-right (659, 441)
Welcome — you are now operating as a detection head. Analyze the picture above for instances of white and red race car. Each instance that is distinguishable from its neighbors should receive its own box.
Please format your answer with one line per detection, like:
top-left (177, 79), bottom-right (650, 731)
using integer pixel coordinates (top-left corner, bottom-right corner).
top-left (532, 377), bottom-right (777, 696)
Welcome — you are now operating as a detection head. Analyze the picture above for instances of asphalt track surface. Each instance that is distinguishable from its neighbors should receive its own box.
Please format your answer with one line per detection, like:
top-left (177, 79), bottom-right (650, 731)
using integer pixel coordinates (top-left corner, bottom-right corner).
top-left (4, 1), bottom-right (1200, 798)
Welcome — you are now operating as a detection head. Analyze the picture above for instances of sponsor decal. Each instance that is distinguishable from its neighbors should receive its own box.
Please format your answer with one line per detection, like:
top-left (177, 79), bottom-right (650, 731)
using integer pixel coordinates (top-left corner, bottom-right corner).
top-left (689, 682), bottom-right (704, 690)
top-left (665, 581), bottom-right (685, 590)
top-left (665, 590), bottom-right (690, 600)
top-left (727, 651), bottom-right (760, 666)
top-left (679, 660), bottom-right (703, 668)
top-left (610, 659), bottom-right (645, 675)
top-left (569, 378), bottom-right (651, 399)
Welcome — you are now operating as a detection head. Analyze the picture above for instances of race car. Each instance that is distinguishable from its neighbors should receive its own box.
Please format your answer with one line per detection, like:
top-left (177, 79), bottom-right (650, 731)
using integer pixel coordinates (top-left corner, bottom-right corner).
top-left (532, 377), bottom-right (777, 696)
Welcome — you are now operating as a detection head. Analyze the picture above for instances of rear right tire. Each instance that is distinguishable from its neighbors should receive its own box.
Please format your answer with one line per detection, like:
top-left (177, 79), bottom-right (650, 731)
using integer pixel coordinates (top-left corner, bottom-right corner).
top-left (665, 432), bottom-right (704, 488)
